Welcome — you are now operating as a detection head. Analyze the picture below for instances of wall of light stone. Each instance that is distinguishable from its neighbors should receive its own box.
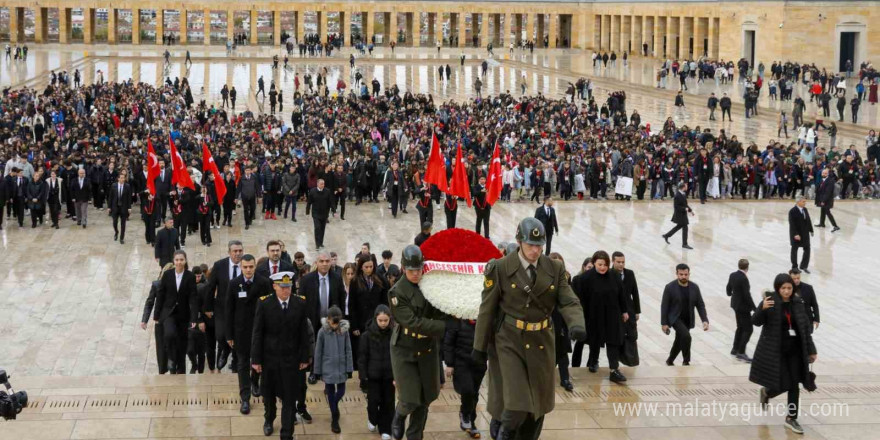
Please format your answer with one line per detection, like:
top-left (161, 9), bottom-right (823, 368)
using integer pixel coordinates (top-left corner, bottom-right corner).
top-left (0, 1), bottom-right (875, 71)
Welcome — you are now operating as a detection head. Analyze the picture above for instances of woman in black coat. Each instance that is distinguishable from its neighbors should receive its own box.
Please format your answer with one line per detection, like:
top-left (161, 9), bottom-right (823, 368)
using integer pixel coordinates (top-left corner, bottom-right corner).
top-left (549, 252), bottom-right (574, 391)
top-left (571, 257), bottom-right (593, 368)
top-left (750, 273), bottom-right (818, 435)
top-left (153, 250), bottom-right (199, 374)
top-left (349, 255), bottom-right (389, 341)
top-left (222, 171), bottom-right (237, 226)
top-left (577, 250), bottom-right (629, 383)
top-left (26, 169), bottom-right (49, 227)
top-left (141, 263), bottom-right (174, 374)
top-left (358, 305), bottom-right (395, 438)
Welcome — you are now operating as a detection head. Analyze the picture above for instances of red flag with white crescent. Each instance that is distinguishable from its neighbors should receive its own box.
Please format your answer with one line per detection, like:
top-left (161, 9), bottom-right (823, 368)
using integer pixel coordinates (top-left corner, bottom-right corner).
top-left (169, 136), bottom-right (195, 190)
top-left (424, 131), bottom-right (448, 192)
top-left (448, 143), bottom-right (472, 208)
top-left (146, 139), bottom-right (160, 196)
top-left (486, 139), bottom-right (503, 206)
top-left (202, 142), bottom-right (227, 202)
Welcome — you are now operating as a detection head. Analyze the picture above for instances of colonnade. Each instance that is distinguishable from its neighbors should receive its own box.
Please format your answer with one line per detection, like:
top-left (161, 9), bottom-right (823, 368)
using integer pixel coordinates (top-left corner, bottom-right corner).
top-left (593, 13), bottom-right (720, 60)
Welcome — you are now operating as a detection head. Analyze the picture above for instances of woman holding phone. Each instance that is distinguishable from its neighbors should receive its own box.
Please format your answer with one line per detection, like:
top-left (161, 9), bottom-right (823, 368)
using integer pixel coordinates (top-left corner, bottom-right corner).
top-left (749, 273), bottom-right (818, 435)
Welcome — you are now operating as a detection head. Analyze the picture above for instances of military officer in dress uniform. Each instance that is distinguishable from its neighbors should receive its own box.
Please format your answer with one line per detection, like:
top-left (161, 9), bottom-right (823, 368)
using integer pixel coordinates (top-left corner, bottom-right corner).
top-left (473, 218), bottom-right (586, 440)
top-left (389, 245), bottom-right (454, 440)
top-left (251, 272), bottom-right (312, 439)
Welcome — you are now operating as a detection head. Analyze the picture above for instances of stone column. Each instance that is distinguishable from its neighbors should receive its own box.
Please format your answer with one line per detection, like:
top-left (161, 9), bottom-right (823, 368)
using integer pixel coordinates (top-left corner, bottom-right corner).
top-left (548, 13), bottom-right (557, 48)
top-left (471, 13), bottom-right (479, 46)
top-left (179, 10), bottom-right (187, 44)
top-left (493, 14), bottom-right (501, 46)
top-left (666, 16), bottom-right (675, 57)
top-left (274, 10), bottom-right (281, 45)
top-left (609, 15), bottom-right (618, 52)
top-left (319, 10), bottom-right (328, 42)
top-left (59, 8), bottom-right (71, 44)
top-left (654, 16), bottom-right (661, 57)
top-left (433, 13), bottom-right (442, 46)
top-left (480, 13), bottom-right (489, 48)
top-left (571, 13), bottom-right (581, 49)
top-left (641, 16), bottom-right (650, 55)
top-left (536, 14), bottom-right (545, 47)
top-left (34, 7), bottom-right (47, 43)
top-left (297, 11), bottom-right (305, 43)
top-left (131, 9), bottom-right (140, 44)
top-left (84, 8), bottom-right (95, 44)
top-left (389, 11), bottom-right (397, 45)
top-left (410, 12), bottom-right (420, 46)
top-left (250, 9), bottom-right (258, 45)
top-left (457, 13), bottom-right (466, 47)
top-left (515, 14), bottom-right (523, 45)
top-left (504, 13), bottom-right (512, 47)
top-left (693, 17), bottom-right (703, 57)
top-left (227, 10), bottom-right (235, 43)
top-left (708, 17), bottom-right (716, 59)
top-left (363, 11), bottom-right (372, 45)
top-left (154, 9), bottom-right (163, 45)
top-left (9, 7), bottom-right (22, 43)
top-left (631, 16), bottom-right (640, 54)
top-left (526, 13), bottom-right (534, 46)
top-left (204, 10), bottom-right (211, 45)
top-left (342, 11), bottom-right (351, 46)
top-left (109, 8), bottom-right (120, 44)
top-left (678, 17), bottom-right (687, 59)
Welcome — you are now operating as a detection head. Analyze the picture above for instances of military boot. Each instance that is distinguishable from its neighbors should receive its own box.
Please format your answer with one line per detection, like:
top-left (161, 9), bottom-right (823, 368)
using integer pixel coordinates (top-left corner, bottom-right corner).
top-left (489, 419), bottom-right (501, 440)
top-left (391, 411), bottom-right (407, 440)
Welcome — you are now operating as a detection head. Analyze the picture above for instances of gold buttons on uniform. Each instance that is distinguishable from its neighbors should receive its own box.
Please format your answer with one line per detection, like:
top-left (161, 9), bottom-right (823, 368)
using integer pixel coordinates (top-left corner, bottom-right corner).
top-left (539, 345), bottom-right (545, 350)
top-left (525, 344), bottom-right (530, 349)
top-left (512, 283), bottom-right (517, 289)
top-left (550, 285), bottom-right (555, 290)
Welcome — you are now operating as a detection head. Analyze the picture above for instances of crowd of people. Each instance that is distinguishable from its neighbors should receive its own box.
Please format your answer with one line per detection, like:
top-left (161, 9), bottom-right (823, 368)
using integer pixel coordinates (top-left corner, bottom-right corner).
top-left (0, 45), bottom-right (864, 438)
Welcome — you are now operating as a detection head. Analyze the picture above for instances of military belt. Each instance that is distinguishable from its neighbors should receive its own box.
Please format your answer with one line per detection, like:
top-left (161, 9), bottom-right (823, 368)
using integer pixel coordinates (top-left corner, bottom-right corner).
top-left (403, 327), bottom-right (429, 339)
top-left (504, 315), bottom-right (550, 331)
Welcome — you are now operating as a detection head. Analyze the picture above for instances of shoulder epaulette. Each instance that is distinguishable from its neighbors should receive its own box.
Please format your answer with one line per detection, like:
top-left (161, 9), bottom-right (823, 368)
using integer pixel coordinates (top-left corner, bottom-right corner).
top-left (294, 294), bottom-right (306, 301)
top-left (260, 295), bottom-right (271, 301)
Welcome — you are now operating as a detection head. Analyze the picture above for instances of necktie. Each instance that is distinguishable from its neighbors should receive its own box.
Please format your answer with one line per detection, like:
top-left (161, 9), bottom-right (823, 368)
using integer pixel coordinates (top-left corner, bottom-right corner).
top-left (528, 264), bottom-right (537, 286)
top-left (119, 184), bottom-right (123, 195)
top-left (233, 264), bottom-right (239, 279)
top-left (546, 207), bottom-right (550, 216)
top-left (320, 277), bottom-right (329, 315)
top-left (273, 264), bottom-right (278, 275)
top-left (282, 301), bottom-right (288, 312)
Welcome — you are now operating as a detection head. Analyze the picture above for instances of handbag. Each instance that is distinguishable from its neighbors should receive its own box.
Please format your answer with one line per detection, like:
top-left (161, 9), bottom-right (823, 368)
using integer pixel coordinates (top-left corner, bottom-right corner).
top-left (805, 363), bottom-right (817, 392)
top-left (618, 323), bottom-right (640, 367)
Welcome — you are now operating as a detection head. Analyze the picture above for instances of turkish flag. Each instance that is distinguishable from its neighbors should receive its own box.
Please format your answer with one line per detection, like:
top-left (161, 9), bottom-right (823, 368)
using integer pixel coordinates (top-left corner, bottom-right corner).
top-left (202, 143), bottom-right (227, 202)
top-left (234, 160), bottom-right (242, 185)
top-left (448, 143), bottom-right (472, 207)
top-left (169, 137), bottom-right (195, 190)
top-left (486, 140), bottom-right (503, 206)
top-left (146, 140), bottom-right (160, 196)
top-left (424, 132), bottom-right (448, 192)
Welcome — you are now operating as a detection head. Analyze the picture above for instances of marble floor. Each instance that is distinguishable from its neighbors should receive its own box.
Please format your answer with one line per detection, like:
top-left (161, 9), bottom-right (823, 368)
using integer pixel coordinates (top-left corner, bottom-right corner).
top-left (1, 44), bottom-right (880, 439)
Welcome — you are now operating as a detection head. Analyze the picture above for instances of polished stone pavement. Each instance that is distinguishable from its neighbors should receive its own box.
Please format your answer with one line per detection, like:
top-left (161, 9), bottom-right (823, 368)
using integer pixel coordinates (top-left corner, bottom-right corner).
top-left (1, 44), bottom-right (879, 439)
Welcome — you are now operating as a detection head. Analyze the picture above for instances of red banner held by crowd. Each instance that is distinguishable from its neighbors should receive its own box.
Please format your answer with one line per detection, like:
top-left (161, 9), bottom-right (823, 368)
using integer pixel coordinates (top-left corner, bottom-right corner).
top-left (202, 143), bottom-right (227, 202)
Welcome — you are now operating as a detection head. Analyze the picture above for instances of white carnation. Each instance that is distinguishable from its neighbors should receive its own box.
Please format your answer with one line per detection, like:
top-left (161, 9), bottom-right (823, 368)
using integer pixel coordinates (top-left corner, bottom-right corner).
top-left (420, 271), bottom-right (483, 320)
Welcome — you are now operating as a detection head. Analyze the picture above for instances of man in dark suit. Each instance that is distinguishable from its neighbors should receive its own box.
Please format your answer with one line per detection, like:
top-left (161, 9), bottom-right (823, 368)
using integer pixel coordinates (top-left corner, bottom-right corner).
top-left (788, 197), bottom-right (814, 273)
top-left (660, 263), bottom-right (709, 365)
top-left (108, 173), bottom-right (133, 244)
top-left (71, 167), bottom-right (91, 228)
top-left (154, 218), bottom-right (180, 267)
top-left (534, 197), bottom-right (559, 255)
top-left (135, 167), bottom-right (156, 244)
top-left (226, 254), bottom-right (273, 415)
top-left (790, 269), bottom-right (820, 331)
top-left (815, 169), bottom-right (840, 232)
top-left (251, 271), bottom-right (312, 438)
top-left (662, 182), bottom-right (694, 249)
top-left (473, 176), bottom-right (491, 238)
top-left (154, 160), bottom-right (172, 221)
top-left (205, 240), bottom-right (245, 372)
top-left (612, 251), bottom-right (640, 366)
top-left (306, 178), bottom-right (332, 250)
top-left (237, 166), bottom-right (261, 230)
top-left (257, 240), bottom-right (296, 279)
top-left (726, 259), bottom-right (755, 362)
top-left (10, 168), bottom-right (29, 227)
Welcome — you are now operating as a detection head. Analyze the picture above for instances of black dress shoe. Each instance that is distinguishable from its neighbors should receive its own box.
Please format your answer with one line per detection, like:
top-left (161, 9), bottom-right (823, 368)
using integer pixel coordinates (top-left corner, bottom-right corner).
top-left (682, 244), bottom-right (694, 249)
top-left (609, 369), bottom-right (627, 383)
top-left (815, 223), bottom-right (825, 228)
top-left (489, 418), bottom-right (501, 440)
top-left (831, 226), bottom-right (841, 232)
top-left (263, 420), bottom-right (273, 436)
top-left (730, 349), bottom-right (739, 356)
top-left (245, 224), bottom-right (250, 230)
top-left (736, 353), bottom-right (753, 363)
top-left (662, 234), bottom-right (670, 244)
top-left (560, 379), bottom-right (574, 391)
top-left (114, 233), bottom-right (118, 241)
top-left (297, 409), bottom-right (312, 423)
top-left (331, 418), bottom-right (341, 434)
top-left (666, 359), bottom-right (675, 366)
top-left (391, 411), bottom-right (407, 440)
top-left (240, 400), bottom-right (250, 415)
top-left (120, 239), bottom-right (124, 244)
top-left (801, 268), bottom-right (811, 274)
top-left (683, 361), bottom-right (690, 366)
top-left (588, 363), bottom-right (598, 373)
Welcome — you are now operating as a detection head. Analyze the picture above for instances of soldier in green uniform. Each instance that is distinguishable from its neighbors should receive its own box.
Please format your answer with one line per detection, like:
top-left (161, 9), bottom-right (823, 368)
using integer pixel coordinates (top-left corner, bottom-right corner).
top-left (389, 244), bottom-right (454, 440)
top-left (473, 217), bottom-right (586, 440)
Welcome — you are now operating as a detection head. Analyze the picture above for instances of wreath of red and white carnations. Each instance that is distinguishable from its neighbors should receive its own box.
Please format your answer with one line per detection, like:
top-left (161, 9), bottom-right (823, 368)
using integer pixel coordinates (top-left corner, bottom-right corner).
top-left (418, 228), bottom-right (503, 320)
